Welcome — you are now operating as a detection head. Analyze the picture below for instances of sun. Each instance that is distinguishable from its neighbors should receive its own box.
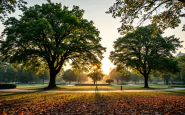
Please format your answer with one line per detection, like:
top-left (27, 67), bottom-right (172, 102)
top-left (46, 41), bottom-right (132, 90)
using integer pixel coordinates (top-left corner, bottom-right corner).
top-left (102, 66), bottom-right (110, 75)
top-left (101, 54), bottom-right (115, 75)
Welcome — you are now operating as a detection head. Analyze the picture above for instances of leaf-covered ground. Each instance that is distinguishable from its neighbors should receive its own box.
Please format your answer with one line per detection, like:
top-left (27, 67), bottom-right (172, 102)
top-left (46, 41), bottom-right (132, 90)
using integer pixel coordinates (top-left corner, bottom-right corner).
top-left (0, 92), bottom-right (185, 115)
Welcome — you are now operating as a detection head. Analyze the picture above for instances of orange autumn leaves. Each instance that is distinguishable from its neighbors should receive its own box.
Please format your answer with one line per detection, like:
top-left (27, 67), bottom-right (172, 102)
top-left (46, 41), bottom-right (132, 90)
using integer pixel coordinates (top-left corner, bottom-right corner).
top-left (0, 92), bottom-right (185, 115)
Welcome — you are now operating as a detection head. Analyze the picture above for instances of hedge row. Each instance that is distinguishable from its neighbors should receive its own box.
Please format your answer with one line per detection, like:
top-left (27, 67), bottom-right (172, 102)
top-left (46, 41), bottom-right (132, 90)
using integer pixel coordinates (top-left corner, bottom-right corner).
top-left (0, 84), bottom-right (17, 89)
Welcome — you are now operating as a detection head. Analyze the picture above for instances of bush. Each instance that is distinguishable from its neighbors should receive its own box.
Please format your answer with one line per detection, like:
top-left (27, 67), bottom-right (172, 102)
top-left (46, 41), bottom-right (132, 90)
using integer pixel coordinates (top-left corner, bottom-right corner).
top-left (106, 79), bottom-right (114, 84)
top-left (0, 84), bottom-right (17, 89)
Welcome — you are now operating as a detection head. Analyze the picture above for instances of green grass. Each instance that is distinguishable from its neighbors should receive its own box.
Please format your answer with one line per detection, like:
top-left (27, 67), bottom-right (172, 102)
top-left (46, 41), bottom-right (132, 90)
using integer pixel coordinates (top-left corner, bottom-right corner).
top-left (14, 83), bottom-right (170, 90)
top-left (17, 84), bottom-right (48, 89)
top-left (165, 90), bottom-right (185, 95)
top-left (110, 84), bottom-right (169, 89)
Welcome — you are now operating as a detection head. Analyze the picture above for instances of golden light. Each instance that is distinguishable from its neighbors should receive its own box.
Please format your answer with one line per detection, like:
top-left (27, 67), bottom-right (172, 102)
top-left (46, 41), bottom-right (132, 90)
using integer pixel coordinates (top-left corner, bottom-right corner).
top-left (102, 66), bottom-right (110, 75)
top-left (101, 56), bottom-right (115, 75)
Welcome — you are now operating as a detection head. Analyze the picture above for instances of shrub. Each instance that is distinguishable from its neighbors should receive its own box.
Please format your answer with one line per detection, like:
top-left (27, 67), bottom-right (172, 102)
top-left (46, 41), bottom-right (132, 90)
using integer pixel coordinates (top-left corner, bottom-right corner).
top-left (106, 79), bottom-right (114, 84)
top-left (0, 84), bottom-right (17, 89)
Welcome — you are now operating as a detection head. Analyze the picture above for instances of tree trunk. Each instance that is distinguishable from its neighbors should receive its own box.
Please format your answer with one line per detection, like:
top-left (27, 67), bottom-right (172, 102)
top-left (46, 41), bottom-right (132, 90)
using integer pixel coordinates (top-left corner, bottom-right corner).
top-left (94, 80), bottom-right (96, 84)
top-left (144, 75), bottom-right (149, 88)
top-left (48, 69), bottom-right (57, 88)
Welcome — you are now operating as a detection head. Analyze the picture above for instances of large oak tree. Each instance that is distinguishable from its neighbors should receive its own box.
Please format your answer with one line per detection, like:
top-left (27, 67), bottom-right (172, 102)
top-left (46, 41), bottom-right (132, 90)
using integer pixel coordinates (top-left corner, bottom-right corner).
top-left (110, 25), bottom-right (182, 88)
top-left (0, 2), bottom-right (106, 88)
top-left (107, 0), bottom-right (185, 34)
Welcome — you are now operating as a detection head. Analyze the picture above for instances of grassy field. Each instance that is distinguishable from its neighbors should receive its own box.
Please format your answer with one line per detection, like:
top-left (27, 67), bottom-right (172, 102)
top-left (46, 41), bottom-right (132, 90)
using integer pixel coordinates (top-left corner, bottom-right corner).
top-left (0, 91), bottom-right (185, 114)
top-left (15, 84), bottom-right (170, 90)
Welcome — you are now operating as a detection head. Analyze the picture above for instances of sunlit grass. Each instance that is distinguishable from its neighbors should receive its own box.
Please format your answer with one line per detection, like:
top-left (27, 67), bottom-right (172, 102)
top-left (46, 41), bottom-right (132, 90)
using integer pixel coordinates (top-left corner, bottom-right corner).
top-left (15, 84), bottom-right (170, 90)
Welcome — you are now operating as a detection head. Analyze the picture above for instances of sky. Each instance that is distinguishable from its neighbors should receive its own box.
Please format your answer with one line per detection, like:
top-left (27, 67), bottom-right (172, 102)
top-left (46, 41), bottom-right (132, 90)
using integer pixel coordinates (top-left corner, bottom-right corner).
top-left (0, 0), bottom-right (185, 74)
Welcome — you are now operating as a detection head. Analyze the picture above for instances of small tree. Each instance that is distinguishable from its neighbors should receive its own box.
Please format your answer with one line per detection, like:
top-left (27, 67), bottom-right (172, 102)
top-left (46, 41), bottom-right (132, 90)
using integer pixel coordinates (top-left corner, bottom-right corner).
top-left (106, 79), bottom-right (114, 84)
top-left (88, 69), bottom-right (104, 84)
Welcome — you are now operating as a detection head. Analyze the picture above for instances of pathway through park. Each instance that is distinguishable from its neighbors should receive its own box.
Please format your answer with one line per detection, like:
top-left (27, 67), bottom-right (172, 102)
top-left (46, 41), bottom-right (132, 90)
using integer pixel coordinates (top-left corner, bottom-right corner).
top-left (0, 88), bottom-right (184, 93)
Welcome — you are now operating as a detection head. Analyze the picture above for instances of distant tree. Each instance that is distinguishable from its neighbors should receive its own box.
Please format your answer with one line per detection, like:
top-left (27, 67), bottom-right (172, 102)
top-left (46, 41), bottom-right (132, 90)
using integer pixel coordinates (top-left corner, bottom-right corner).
top-left (110, 25), bottom-right (182, 88)
top-left (177, 54), bottom-right (185, 83)
top-left (120, 70), bottom-right (131, 83)
top-left (72, 67), bottom-right (88, 84)
top-left (77, 73), bottom-right (88, 84)
top-left (150, 71), bottom-right (162, 84)
top-left (16, 68), bottom-right (35, 83)
top-left (130, 73), bottom-right (141, 84)
top-left (106, 79), bottom-right (114, 84)
top-left (158, 57), bottom-right (180, 85)
top-left (38, 71), bottom-right (49, 84)
top-left (0, 1), bottom-right (106, 88)
top-left (0, 0), bottom-right (27, 21)
top-left (88, 69), bottom-right (104, 84)
top-left (62, 69), bottom-right (77, 84)
top-left (107, 0), bottom-right (185, 34)
top-left (4, 64), bottom-right (15, 82)
top-left (109, 68), bottom-right (121, 84)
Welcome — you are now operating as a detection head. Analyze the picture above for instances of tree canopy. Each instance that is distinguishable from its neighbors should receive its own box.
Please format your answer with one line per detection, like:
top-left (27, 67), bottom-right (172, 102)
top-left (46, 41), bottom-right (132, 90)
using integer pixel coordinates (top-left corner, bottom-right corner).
top-left (88, 69), bottom-right (104, 84)
top-left (106, 79), bottom-right (114, 84)
top-left (107, 0), bottom-right (185, 34)
top-left (110, 24), bottom-right (182, 88)
top-left (62, 69), bottom-right (77, 83)
top-left (0, 0), bottom-right (27, 22)
top-left (0, 1), bottom-right (106, 88)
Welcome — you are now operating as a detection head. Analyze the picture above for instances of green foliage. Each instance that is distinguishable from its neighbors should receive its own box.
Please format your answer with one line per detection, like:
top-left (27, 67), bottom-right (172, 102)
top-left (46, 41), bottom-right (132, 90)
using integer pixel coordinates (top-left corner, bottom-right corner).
top-left (120, 69), bottom-right (131, 83)
top-left (107, 0), bottom-right (185, 34)
top-left (88, 69), bottom-right (104, 84)
top-left (130, 73), bottom-right (142, 84)
top-left (177, 54), bottom-right (185, 83)
top-left (109, 68), bottom-right (121, 84)
top-left (0, 1), bottom-right (106, 88)
top-left (62, 69), bottom-right (77, 83)
top-left (106, 79), bottom-right (114, 84)
top-left (110, 24), bottom-right (182, 88)
top-left (0, 0), bottom-right (27, 22)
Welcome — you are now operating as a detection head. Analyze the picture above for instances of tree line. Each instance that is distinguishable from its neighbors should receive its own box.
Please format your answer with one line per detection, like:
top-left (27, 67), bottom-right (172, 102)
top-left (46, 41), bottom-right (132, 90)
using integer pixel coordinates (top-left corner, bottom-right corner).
top-left (0, 0), bottom-right (185, 88)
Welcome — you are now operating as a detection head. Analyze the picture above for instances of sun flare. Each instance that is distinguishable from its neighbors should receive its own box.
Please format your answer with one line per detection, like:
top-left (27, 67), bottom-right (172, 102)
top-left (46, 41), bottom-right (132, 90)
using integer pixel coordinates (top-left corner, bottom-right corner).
top-left (102, 66), bottom-right (110, 75)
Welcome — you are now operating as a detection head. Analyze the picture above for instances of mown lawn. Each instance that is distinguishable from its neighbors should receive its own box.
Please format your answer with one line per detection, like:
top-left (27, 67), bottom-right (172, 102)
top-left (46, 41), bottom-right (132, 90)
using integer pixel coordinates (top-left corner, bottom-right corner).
top-left (0, 91), bottom-right (185, 114)
top-left (16, 84), bottom-right (170, 90)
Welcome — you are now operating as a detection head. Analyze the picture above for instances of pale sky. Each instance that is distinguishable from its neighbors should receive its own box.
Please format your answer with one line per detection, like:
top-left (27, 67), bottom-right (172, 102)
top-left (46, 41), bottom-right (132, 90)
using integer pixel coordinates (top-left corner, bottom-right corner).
top-left (0, 0), bottom-right (185, 74)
